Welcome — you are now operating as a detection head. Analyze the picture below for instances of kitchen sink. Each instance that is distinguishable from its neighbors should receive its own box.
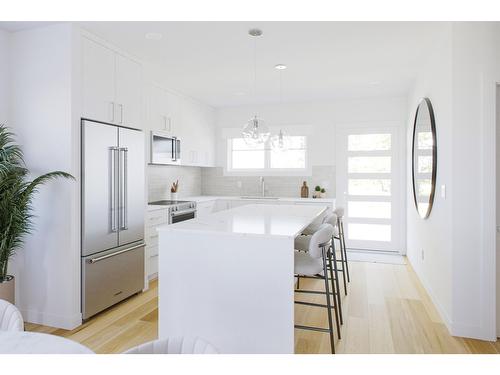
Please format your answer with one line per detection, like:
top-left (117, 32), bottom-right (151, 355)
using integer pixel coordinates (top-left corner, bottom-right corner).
top-left (240, 196), bottom-right (280, 200)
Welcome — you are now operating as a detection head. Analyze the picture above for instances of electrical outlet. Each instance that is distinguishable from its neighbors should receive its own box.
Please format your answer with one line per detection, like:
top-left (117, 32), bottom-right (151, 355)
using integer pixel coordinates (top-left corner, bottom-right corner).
top-left (421, 249), bottom-right (425, 261)
top-left (237, 181), bottom-right (242, 189)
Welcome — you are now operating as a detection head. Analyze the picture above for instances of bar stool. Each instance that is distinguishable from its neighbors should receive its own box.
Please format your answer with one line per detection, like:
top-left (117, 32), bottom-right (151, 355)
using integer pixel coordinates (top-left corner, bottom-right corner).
top-left (294, 223), bottom-right (338, 354)
top-left (295, 213), bottom-right (343, 327)
top-left (334, 208), bottom-right (350, 295)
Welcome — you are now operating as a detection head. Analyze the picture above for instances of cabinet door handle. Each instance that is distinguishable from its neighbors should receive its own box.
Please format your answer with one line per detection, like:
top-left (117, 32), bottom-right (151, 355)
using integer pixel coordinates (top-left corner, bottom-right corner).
top-left (118, 103), bottom-right (123, 124)
top-left (109, 102), bottom-right (115, 123)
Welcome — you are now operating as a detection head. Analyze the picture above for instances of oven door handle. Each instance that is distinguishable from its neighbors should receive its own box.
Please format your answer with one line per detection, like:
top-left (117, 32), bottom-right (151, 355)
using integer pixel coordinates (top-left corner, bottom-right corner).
top-left (171, 209), bottom-right (196, 217)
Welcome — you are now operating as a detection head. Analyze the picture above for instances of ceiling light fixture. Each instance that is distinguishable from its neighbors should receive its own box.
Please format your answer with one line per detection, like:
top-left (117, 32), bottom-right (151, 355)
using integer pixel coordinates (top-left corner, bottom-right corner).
top-left (274, 64), bottom-right (287, 70)
top-left (241, 28), bottom-right (270, 145)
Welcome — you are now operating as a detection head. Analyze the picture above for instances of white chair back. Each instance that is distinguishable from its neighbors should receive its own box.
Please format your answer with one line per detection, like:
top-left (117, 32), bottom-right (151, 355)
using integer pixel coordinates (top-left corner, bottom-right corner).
top-left (308, 224), bottom-right (334, 259)
top-left (334, 207), bottom-right (344, 218)
top-left (123, 336), bottom-right (218, 354)
top-left (323, 213), bottom-right (338, 228)
top-left (0, 299), bottom-right (24, 331)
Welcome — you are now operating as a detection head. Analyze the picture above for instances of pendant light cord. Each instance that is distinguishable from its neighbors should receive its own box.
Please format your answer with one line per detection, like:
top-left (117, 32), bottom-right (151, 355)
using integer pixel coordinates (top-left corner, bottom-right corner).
top-left (254, 36), bottom-right (257, 104)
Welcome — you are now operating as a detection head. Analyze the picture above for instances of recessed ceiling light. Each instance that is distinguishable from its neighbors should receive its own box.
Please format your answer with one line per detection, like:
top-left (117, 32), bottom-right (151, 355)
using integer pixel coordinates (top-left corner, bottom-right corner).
top-left (248, 28), bottom-right (263, 37)
top-left (145, 32), bottom-right (163, 41)
top-left (275, 64), bottom-right (287, 70)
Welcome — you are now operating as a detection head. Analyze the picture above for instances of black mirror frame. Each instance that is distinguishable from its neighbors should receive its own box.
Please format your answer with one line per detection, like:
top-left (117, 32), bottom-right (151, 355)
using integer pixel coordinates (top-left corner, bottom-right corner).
top-left (412, 97), bottom-right (437, 220)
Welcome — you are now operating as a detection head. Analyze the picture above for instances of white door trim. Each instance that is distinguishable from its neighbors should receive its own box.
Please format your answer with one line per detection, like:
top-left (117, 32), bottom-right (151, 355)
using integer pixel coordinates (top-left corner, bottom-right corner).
top-left (335, 121), bottom-right (406, 254)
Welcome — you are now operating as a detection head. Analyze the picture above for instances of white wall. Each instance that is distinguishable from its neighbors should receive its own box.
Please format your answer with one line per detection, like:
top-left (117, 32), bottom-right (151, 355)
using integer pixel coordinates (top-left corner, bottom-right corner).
top-left (449, 22), bottom-right (499, 340)
top-left (0, 29), bottom-right (9, 123)
top-left (8, 23), bottom-right (81, 329)
top-left (407, 22), bottom-right (499, 341)
top-left (496, 85), bottom-right (500, 338)
top-left (214, 97), bottom-right (408, 168)
top-left (406, 24), bottom-right (454, 329)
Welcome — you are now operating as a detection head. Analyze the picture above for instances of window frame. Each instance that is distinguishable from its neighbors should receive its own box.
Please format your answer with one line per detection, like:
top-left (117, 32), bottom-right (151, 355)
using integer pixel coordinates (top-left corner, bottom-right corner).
top-left (224, 134), bottom-right (311, 177)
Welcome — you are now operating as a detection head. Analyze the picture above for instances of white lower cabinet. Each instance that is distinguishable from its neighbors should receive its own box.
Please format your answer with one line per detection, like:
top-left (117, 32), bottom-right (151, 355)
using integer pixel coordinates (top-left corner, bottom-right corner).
top-left (197, 200), bottom-right (216, 218)
top-left (145, 208), bottom-right (168, 281)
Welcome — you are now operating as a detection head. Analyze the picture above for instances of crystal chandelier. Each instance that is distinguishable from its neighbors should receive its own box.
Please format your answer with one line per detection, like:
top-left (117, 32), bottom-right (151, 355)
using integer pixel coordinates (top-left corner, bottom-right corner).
top-left (242, 28), bottom-right (270, 145)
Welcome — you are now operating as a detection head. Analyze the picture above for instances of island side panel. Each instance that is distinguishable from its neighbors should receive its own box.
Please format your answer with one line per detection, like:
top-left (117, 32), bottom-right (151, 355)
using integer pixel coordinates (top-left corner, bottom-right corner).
top-left (158, 231), bottom-right (295, 354)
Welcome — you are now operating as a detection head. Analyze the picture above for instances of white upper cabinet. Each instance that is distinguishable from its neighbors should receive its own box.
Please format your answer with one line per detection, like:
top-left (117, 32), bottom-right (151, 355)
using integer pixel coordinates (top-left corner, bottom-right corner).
top-left (147, 85), bottom-right (182, 136)
top-left (115, 54), bottom-right (142, 127)
top-left (82, 37), bottom-right (115, 123)
top-left (145, 82), bottom-right (215, 167)
top-left (82, 37), bottom-right (142, 128)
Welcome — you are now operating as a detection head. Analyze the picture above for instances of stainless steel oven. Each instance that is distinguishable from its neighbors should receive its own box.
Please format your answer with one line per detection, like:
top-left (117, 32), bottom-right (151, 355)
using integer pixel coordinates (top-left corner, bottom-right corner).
top-left (169, 202), bottom-right (196, 224)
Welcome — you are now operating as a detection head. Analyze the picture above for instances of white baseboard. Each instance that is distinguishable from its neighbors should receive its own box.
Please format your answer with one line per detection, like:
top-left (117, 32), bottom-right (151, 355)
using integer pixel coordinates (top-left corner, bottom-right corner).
top-left (21, 308), bottom-right (82, 330)
top-left (450, 322), bottom-right (495, 341)
top-left (406, 257), bottom-right (452, 333)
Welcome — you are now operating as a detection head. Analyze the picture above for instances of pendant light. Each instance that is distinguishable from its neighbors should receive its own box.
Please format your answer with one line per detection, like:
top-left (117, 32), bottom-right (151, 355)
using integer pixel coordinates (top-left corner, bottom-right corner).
top-left (242, 28), bottom-right (270, 145)
top-left (270, 63), bottom-right (288, 151)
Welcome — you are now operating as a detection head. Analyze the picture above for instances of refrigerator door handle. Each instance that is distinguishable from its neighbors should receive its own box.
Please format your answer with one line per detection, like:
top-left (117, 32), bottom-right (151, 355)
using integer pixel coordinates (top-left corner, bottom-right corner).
top-left (86, 242), bottom-right (144, 264)
top-left (119, 147), bottom-right (129, 230)
top-left (109, 147), bottom-right (119, 233)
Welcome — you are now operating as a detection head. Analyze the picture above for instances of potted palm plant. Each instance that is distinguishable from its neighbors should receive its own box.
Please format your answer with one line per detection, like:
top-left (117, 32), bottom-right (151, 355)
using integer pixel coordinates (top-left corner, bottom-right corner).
top-left (0, 125), bottom-right (73, 304)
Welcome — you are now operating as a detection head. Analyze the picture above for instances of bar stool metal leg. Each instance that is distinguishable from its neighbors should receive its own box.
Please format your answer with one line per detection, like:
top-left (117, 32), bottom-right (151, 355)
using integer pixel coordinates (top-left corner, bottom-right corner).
top-left (322, 247), bottom-right (336, 353)
top-left (340, 219), bottom-right (350, 283)
top-left (337, 233), bottom-right (348, 295)
top-left (327, 245), bottom-right (342, 338)
top-left (329, 239), bottom-right (343, 326)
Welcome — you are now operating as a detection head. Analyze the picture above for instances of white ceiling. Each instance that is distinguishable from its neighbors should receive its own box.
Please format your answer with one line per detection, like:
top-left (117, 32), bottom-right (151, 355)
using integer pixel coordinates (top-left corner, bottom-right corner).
top-left (3, 21), bottom-right (449, 108)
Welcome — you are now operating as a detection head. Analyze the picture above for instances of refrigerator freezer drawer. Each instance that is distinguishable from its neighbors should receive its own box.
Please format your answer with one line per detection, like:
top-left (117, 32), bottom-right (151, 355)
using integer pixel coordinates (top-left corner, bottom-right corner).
top-left (82, 243), bottom-right (145, 320)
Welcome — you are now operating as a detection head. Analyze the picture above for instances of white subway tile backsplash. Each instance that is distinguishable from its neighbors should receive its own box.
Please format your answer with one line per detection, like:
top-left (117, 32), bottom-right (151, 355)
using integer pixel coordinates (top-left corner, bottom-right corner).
top-left (148, 165), bottom-right (335, 201)
top-left (201, 166), bottom-right (335, 198)
top-left (147, 165), bottom-right (202, 202)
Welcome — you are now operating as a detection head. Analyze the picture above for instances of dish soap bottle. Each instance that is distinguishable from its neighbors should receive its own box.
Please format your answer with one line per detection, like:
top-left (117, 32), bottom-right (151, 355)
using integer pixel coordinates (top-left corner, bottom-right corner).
top-left (300, 181), bottom-right (309, 198)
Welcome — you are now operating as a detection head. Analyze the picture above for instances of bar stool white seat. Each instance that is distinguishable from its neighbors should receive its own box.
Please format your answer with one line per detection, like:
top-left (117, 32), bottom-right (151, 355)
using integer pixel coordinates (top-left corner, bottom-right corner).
top-left (294, 213), bottom-right (344, 327)
top-left (0, 299), bottom-right (24, 332)
top-left (294, 223), bottom-right (338, 354)
top-left (295, 226), bottom-right (339, 251)
top-left (294, 251), bottom-right (324, 275)
top-left (301, 210), bottom-right (330, 235)
top-left (123, 337), bottom-right (218, 354)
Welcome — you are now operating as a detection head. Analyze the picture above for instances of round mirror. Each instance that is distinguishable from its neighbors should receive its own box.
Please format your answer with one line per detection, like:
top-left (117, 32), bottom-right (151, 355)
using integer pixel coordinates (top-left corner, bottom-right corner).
top-left (412, 97), bottom-right (437, 219)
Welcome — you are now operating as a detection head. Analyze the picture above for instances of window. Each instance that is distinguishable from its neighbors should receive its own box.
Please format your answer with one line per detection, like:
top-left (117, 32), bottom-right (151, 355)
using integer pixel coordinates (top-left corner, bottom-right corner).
top-left (227, 136), bottom-right (307, 173)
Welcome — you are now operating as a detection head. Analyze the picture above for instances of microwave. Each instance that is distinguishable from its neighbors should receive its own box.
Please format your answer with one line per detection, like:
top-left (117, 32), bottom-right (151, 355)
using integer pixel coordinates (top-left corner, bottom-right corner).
top-left (150, 131), bottom-right (181, 165)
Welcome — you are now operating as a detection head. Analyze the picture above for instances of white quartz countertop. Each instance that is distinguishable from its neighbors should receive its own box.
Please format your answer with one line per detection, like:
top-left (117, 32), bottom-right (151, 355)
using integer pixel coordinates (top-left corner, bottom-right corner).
top-left (157, 203), bottom-right (327, 238)
top-left (186, 195), bottom-right (335, 204)
top-left (148, 195), bottom-right (334, 211)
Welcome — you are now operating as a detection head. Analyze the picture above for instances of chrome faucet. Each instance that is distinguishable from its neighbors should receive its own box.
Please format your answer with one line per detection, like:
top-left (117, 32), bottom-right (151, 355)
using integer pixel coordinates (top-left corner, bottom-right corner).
top-left (259, 176), bottom-right (265, 197)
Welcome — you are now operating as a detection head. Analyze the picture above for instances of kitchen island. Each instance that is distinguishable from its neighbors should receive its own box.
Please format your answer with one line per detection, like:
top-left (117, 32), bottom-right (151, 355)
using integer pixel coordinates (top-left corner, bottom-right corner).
top-left (157, 204), bottom-right (329, 353)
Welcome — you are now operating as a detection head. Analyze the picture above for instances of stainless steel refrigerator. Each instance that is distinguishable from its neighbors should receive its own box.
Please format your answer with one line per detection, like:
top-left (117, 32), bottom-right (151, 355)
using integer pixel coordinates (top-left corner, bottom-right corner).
top-left (81, 119), bottom-right (145, 320)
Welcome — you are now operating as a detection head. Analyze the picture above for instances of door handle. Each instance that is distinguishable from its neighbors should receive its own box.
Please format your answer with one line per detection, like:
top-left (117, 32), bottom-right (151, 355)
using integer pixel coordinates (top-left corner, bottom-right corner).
top-left (87, 243), bottom-right (144, 264)
top-left (119, 147), bottom-right (129, 230)
top-left (109, 147), bottom-right (119, 233)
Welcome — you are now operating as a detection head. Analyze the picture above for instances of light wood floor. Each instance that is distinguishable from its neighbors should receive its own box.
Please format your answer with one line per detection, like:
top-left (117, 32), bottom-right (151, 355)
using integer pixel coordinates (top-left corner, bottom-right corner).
top-left (26, 260), bottom-right (500, 354)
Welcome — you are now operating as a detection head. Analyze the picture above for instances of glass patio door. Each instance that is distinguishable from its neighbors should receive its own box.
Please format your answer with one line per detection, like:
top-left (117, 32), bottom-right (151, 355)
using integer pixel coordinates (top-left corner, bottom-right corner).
top-left (336, 124), bottom-right (404, 252)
